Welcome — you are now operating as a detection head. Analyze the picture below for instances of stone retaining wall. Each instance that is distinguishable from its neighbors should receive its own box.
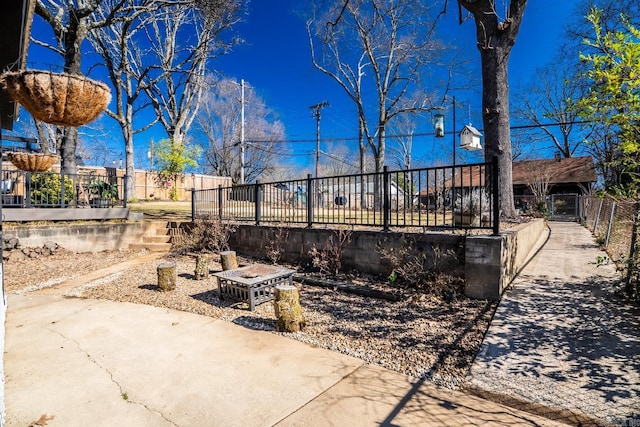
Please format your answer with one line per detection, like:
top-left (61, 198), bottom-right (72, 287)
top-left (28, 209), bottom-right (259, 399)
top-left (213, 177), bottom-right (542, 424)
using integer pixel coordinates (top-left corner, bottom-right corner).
top-left (4, 218), bottom-right (547, 300)
top-left (229, 225), bottom-right (465, 277)
top-left (465, 218), bottom-right (548, 300)
top-left (3, 221), bottom-right (163, 253)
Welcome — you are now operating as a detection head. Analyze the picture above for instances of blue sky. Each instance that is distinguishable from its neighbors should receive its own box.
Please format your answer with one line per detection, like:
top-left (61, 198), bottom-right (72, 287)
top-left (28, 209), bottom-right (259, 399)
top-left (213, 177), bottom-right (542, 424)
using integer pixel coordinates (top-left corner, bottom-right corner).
top-left (19, 0), bottom-right (580, 175)
top-left (210, 0), bottom-right (579, 172)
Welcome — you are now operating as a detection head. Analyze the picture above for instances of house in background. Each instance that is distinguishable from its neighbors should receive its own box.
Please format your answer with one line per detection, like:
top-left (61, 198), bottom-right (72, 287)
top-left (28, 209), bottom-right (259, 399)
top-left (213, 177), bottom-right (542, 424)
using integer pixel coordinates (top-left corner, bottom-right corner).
top-left (415, 156), bottom-right (598, 212)
top-left (512, 156), bottom-right (597, 219)
top-left (512, 156), bottom-right (597, 196)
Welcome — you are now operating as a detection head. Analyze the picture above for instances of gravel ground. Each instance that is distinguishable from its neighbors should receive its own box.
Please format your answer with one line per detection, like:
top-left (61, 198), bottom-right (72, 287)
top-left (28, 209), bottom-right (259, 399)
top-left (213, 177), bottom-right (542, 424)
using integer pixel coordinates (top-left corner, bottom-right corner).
top-left (3, 249), bottom-right (498, 389)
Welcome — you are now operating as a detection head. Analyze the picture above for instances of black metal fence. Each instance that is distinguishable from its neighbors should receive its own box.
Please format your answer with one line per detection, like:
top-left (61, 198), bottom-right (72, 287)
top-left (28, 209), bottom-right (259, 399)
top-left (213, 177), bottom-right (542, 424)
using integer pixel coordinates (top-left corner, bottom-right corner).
top-left (1, 170), bottom-right (127, 208)
top-left (192, 158), bottom-right (499, 233)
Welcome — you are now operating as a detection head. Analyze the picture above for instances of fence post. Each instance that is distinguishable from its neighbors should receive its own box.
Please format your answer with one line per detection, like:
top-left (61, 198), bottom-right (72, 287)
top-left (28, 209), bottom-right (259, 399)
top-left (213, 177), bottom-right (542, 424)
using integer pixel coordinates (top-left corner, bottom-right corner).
top-left (123, 174), bottom-right (128, 208)
top-left (593, 198), bottom-right (603, 233)
top-left (25, 172), bottom-right (32, 208)
top-left (191, 187), bottom-right (196, 222)
top-left (255, 180), bottom-right (261, 225)
top-left (217, 185), bottom-right (223, 220)
top-left (491, 156), bottom-right (500, 235)
top-left (60, 171), bottom-right (66, 208)
top-left (605, 201), bottom-right (616, 247)
top-left (383, 166), bottom-right (390, 232)
top-left (306, 174), bottom-right (313, 228)
top-left (625, 201), bottom-right (640, 296)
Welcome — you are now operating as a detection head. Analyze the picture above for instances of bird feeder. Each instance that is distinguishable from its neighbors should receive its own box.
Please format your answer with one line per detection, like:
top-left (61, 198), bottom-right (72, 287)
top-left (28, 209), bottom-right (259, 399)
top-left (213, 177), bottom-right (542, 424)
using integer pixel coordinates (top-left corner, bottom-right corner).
top-left (459, 124), bottom-right (482, 151)
top-left (433, 113), bottom-right (445, 138)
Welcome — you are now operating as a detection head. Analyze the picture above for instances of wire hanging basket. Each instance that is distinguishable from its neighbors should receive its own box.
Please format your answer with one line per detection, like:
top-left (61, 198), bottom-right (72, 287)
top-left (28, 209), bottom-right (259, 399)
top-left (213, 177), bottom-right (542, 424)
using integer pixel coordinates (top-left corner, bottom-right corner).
top-left (0, 70), bottom-right (111, 127)
top-left (6, 152), bottom-right (57, 172)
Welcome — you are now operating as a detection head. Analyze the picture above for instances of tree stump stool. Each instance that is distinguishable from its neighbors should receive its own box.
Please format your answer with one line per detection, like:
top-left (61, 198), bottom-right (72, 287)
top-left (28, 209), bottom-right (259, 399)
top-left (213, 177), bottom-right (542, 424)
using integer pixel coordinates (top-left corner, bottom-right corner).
top-left (274, 284), bottom-right (305, 332)
top-left (194, 254), bottom-right (210, 280)
top-left (220, 251), bottom-right (238, 271)
top-left (157, 261), bottom-right (176, 291)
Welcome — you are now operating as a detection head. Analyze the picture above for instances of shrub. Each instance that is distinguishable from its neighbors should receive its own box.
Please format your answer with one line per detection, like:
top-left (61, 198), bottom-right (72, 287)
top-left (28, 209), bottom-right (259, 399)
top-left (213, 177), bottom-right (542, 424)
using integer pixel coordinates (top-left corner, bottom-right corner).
top-left (265, 222), bottom-right (290, 264)
top-left (378, 238), bottom-right (461, 299)
top-left (88, 179), bottom-right (118, 200)
top-left (30, 173), bottom-right (75, 205)
top-left (172, 216), bottom-right (237, 255)
top-left (308, 228), bottom-right (352, 277)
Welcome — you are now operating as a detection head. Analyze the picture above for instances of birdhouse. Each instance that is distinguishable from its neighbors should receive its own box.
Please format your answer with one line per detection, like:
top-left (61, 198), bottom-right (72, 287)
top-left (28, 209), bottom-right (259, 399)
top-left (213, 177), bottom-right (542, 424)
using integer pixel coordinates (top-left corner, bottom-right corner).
top-left (433, 113), bottom-right (445, 138)
top-left (459, 124), bottom-right (482, 151)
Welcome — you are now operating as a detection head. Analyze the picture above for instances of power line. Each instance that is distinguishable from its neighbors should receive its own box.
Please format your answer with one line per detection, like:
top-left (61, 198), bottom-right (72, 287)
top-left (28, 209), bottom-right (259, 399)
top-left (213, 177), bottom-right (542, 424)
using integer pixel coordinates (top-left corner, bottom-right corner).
top-left (242, 120), bottom-right (594, 145)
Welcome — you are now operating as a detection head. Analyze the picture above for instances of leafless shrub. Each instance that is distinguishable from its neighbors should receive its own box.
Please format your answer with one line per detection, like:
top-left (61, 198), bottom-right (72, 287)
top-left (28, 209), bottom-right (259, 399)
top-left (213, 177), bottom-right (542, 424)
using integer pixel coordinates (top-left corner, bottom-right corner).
top-left (309, 228), bottom-right (352, 277)
top-left (265, 222), bottom-right (290, 264)
top-left (172, 216), bottom-right (237, 255)
top-left (379, 238), bottom-right (461, 298)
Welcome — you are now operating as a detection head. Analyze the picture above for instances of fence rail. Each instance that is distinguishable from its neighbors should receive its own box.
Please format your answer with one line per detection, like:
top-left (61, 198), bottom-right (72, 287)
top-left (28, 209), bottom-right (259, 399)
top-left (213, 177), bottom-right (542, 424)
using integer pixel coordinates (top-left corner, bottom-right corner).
top-left (1, 170), bottom-right (127, 208)
top-left (192, 159), bottom-right (500, 233)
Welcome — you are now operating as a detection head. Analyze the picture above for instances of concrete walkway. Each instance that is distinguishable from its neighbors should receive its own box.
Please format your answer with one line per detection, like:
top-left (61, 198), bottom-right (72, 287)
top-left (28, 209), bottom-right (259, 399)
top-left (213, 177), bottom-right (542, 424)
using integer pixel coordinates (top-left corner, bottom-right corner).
top-left (467, 222), bottom-right (640, 426)
top-left (4, 294), bottom-right (560, 427)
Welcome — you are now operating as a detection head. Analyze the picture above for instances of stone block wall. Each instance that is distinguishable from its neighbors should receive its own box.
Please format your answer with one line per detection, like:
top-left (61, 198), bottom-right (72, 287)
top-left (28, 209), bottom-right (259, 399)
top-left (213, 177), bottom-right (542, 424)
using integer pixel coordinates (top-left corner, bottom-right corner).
top-left (3, 221), bottom-right (163, 252)
top-left (228, 225), bottom-right (465, 277)
top-left (465, 218), bottom-right (548, 300)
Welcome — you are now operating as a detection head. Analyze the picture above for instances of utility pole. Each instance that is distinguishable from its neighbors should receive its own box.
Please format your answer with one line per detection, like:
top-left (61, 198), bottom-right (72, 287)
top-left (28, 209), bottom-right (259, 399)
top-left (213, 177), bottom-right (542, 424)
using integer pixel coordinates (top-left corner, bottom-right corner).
top-left (310, 101), bottom-right (329, 178)
top-left (452, 95), bottom-right (456, 167)
top-left (240, 79), bottom-right (246, 184)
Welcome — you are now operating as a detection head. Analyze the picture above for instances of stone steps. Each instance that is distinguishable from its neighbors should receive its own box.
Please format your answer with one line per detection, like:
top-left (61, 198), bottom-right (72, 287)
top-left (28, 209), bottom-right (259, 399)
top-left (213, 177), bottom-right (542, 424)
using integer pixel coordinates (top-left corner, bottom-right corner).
top-left (128, 221), bottom-right (186, 252)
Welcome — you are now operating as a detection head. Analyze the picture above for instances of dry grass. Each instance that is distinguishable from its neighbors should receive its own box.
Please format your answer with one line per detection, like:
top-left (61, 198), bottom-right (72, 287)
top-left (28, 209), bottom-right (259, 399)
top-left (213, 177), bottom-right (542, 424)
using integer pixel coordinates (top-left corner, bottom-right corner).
top-left (129, 200), bottom-right (191, 220)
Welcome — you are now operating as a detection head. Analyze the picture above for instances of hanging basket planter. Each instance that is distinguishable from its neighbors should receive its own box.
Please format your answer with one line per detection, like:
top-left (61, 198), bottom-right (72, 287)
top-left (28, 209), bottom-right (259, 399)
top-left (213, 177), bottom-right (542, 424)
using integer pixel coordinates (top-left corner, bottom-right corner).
top-left (6, 152), bottom-right (57, 172)
top-left (0, 70), bottom-right (111, 127)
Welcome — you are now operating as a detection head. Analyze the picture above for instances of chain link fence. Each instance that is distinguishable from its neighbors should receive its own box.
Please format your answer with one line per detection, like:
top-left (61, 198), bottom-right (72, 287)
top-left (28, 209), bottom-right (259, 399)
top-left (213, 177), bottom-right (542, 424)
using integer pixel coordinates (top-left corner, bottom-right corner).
top-left (583, 195), bottom-right (639, 297)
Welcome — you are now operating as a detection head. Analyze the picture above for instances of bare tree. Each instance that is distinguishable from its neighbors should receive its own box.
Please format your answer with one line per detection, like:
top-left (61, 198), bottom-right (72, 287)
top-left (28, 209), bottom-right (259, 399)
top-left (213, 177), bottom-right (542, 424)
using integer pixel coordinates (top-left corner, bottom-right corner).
top-left (139, 2), bottom-right (243, 146)
top-left (196, 78), bottom-right (285, 183)
top-left (88, 3), bottom-right (159, 198)
top-left (521, 160), bottom-right (554, 206)
top-left (32, 0), bottom-right (153, 174)
top-left (15, 114), bottom-right (117, 167)
top-left (85, 0), bottom-right (242, 196)
top-left (512, 58), bottom-right (589, 158)
top-left (33, 0), bottom-right (242, 176)
top-left (307, 0), bottom-right (447, 176)
top-left (388, 113), bottom-right (418, 170)
top-left (319, 142), bottom-right (361, 176)
top-left (264, 164), bottom-right (313, 182)
top-left (457, 0), bottom-right (528, 217)
top-left (566, 0), bottom-right (640, 46)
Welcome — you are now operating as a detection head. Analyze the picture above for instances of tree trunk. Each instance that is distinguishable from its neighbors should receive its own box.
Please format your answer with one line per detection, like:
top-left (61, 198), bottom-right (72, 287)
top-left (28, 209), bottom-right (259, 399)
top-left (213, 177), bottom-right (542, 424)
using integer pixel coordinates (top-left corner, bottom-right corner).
top-left (273, 284), bottom-right (305, 332)
top-left (220, 251), bottom-right (238, 270)
top-left (59, 127), bottom-right (78, 175)
top-left (125, 110), bottom-right (135, 202)
top-left (60, 14), bottom-right (85, 176)
top-left (480, 45), bottom-right (516, 217)
top-left (194, 254), bottom-right (210, 280)
top-left (157, 262), bottom-right (176, 291)
top-left (34, 120), bottom-right (51, 154)
top-left (459, 0), bottom-right (528, 218)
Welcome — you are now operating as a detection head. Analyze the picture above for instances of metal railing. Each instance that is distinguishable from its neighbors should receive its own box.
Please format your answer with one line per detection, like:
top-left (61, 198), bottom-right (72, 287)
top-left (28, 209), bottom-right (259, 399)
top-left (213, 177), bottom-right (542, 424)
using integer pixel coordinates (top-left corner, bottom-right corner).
top-left (192, 158), bottom-right (499, 233)
top-left (0, 170), bottom-right (127, 208)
